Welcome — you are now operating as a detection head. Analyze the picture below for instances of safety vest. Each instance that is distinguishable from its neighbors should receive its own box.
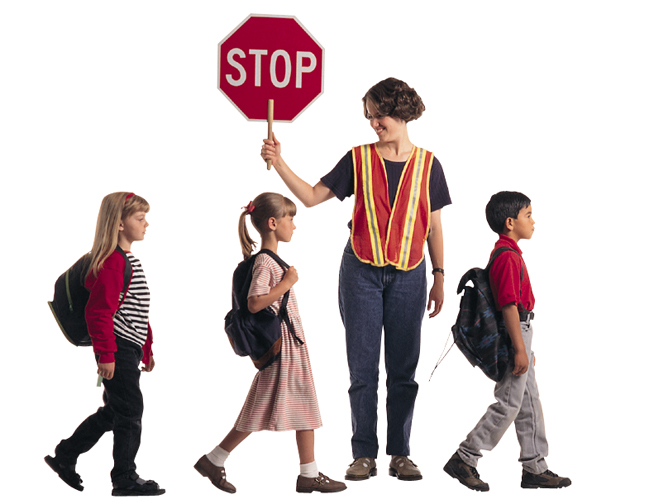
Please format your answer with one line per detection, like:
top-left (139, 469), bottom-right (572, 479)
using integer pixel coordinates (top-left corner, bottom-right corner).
top-left (350, 144), bottom-right (433, 271)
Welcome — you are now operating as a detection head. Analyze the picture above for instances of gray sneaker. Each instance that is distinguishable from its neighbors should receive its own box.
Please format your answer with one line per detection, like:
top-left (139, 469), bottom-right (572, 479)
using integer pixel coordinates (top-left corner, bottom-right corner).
top-left (389, 456), bottom-right (422, 481)
top-left (443, 452), bottom-right (489, 492)
top-left (345, 457), bottom-right (377, 480)
top-left (521, 469), bottom-right (571, 489)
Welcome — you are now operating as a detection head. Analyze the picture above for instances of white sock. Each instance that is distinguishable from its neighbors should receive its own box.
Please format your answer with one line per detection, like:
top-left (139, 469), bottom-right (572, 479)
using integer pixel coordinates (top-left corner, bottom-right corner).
top-left (300, 461), bottom-right (319, 478)
top-left (207, 446), bottom-right (230, 467)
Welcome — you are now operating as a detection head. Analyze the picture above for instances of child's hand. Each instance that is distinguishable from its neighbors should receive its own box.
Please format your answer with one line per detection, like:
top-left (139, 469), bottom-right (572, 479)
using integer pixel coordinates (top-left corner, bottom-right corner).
top-left (98, 361), bottom-right (115, 380)
top-left (248, 267), bottom-right (298, 313)
top-left (512, 350), bottom-right (529, 376)
top-left (141, 356), bottom-right (155, 373)
top-left (283, 266), bottom-right (299, 287)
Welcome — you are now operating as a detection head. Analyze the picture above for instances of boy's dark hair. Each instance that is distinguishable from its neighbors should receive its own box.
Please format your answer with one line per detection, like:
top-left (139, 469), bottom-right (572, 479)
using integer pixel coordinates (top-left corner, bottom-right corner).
top-left (485, 191), bottom-right (531, 234)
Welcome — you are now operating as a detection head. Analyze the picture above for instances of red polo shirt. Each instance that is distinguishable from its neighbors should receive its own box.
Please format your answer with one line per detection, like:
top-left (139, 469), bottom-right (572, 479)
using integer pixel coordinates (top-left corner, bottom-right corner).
top-left (488, 235), bottom-right (535, 312)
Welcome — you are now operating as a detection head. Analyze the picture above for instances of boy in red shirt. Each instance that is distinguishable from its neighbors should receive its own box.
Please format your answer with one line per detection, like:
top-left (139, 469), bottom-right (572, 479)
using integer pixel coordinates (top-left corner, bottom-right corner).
top-left (443, 191), bottom-right (571, 491)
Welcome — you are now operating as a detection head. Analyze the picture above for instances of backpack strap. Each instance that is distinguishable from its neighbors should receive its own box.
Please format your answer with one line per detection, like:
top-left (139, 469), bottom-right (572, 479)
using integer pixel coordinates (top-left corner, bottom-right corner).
top-left (487, 246), bottom-right (520, 271)
top-left (115, 246), bottom-right (133, 308)
top-left (257, 249), bottom-right (303, 345)
top-left (258, 248), bottom-right (290, 269)
top-left (486, 246), bottom-right (525, 312)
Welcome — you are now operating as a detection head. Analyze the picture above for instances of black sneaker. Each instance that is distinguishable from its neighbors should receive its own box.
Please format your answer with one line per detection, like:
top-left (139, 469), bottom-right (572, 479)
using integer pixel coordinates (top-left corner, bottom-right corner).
top-left (112, 473), bottom-right (165, 496)
top-left (44, 455), bottom-right (83, 492)
top-left (521, 469), bottom-right (571, 489)
top-left (443, 452), bottom-right (489, 492)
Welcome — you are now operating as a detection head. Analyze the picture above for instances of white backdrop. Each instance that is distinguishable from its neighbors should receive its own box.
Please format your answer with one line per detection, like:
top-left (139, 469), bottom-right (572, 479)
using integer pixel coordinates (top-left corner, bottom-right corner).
top-left (1, 1), bottom-right (651, 503)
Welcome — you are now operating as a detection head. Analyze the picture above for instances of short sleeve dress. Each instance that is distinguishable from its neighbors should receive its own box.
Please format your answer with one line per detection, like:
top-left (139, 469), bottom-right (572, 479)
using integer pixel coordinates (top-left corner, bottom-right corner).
top-left (234, 253), bottom-right (322, 432)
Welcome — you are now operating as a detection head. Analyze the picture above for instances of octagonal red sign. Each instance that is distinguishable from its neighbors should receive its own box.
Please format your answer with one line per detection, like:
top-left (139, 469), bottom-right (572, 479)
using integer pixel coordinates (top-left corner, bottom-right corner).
top-left (218, 14), bottom-right (324, 122)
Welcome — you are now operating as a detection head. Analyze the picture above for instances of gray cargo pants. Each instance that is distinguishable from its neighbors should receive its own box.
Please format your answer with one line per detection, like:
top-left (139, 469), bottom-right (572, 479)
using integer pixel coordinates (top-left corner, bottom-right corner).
top-left (457, 320), bottom-right (549, 474)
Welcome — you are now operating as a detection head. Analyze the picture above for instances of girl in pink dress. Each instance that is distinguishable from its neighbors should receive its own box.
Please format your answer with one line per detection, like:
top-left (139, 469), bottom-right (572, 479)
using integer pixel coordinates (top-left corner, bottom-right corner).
top-left (194, 192), bottom-right (346, 494)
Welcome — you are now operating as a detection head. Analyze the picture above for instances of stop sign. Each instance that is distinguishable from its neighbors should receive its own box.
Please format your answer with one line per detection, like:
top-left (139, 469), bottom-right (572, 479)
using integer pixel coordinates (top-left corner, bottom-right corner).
top-left (218, 14), bottom-right (324, 122)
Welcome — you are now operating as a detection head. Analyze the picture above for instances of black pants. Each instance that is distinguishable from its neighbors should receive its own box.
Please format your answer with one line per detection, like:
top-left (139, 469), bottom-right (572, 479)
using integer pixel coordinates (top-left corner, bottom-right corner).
top-left (55, 337), bottom-right (144, 483)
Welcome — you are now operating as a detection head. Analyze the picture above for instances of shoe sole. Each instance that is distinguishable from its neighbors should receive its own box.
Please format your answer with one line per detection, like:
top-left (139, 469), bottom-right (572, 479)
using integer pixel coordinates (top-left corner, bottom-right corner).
top-left (521, 472), bottom-right (572, 489)
top-left (443, 461), bottom-right (489, 492)
top-left (194, 462), bottom-right (237, 494)
top-left (44, 455), bottom-right (84, 492)
top-left (296, 486), bottom-right (347, 493)
top-left (345, 467), bottom-right (377, 481)
top-left (389, 467), bottom-right (422, 481)
top-left (111, 488), bottom-right (166, 496)
top-left (521, 482), bottom-right (572, 489)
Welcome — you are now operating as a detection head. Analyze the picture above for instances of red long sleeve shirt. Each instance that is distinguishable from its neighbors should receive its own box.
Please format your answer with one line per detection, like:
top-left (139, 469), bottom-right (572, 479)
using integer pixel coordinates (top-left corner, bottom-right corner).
top-left (84, 250), bottom-right (153, 364)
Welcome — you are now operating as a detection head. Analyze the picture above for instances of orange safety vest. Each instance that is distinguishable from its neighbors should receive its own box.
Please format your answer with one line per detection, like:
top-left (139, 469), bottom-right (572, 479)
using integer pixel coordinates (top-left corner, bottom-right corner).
top-left (350, 144), bottom-right (433, 271)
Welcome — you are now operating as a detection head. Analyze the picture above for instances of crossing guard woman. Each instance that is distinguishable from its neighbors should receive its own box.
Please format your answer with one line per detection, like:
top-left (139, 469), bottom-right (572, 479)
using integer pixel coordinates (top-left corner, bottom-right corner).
top-left (261, 77), bottom-right (451, 482)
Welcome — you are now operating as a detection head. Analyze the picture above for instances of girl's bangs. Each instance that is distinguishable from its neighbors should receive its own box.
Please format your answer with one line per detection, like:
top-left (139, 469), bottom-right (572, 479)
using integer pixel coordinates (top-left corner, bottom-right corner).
top-left (284, 197), bottom-right (297, 217)
top-left (125, 195), bottom-right (150, 215)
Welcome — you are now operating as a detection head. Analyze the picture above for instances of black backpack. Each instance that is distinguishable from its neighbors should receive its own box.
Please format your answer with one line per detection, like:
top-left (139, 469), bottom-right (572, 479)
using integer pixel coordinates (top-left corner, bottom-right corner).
top-left (225, 249), bottom-right (303, 370)
top-left (48, 247), bottom-right (132, 347)
top-left (450, 247), bottom-right (522, 382)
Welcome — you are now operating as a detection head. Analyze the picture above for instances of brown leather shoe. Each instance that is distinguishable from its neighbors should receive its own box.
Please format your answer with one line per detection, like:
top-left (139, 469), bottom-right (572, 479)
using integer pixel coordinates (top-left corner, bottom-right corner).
top-left (194, 455), bottom-right (236, 494)
top-left (389, 456), bottom-right (422, 481)
top-left (345, 457), bottom-right (377, 480)
top-left (296, 473), bottom-right (347, 493)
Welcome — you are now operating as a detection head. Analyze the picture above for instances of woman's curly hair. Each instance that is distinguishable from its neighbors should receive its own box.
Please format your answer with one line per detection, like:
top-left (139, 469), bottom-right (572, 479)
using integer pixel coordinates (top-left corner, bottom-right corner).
top-left (362, 77), bottom-right (425, 122)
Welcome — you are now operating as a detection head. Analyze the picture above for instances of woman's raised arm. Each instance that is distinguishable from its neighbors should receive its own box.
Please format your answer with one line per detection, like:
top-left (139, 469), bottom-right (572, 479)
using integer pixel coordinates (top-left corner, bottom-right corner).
top-left (261, 133), bottom-right (335, 208)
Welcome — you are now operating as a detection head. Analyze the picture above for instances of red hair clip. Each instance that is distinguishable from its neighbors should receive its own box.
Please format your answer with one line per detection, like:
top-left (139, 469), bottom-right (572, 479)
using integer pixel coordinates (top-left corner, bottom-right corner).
top-left (125, 192), bottom-right (135, 202)
top-left (242, 201), bottom-right (255, 214)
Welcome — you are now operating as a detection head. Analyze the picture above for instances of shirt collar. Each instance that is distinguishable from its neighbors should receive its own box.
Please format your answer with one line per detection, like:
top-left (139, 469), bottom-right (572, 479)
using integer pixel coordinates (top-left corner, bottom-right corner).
top-left (496, 234), bottom-right (523, 255)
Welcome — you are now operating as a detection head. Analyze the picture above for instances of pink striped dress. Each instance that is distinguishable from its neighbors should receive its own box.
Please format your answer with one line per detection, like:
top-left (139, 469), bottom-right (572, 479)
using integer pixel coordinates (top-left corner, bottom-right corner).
top-left (234, 253), bottom-right (322, 432)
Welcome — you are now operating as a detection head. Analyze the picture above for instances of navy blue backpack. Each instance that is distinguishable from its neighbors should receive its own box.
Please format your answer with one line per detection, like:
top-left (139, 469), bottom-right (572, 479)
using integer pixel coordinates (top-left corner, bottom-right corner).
top-left (225, 249), bottom-right (302, 370)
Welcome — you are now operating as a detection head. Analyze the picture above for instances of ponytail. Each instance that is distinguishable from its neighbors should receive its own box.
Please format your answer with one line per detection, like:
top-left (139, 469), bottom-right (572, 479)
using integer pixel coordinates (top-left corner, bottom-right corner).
top-left (238, 209), bottom-right (257, 260)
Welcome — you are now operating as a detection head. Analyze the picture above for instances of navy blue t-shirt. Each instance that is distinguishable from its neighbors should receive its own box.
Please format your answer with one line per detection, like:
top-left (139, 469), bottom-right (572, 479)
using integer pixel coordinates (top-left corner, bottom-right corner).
top-left (321, 150), bottom-right (452, 213)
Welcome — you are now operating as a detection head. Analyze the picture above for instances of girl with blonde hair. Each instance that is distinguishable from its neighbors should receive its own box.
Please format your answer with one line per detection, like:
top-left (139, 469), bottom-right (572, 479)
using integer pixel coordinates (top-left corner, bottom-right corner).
top-left (45, 192), bottom-right (164, 497)
top-left (194, 192), bottom-right (346, 494)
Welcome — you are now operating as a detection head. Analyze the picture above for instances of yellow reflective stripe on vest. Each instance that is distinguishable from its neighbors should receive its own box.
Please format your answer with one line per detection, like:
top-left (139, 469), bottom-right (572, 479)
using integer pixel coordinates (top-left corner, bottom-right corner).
top-left (361, 144), bottom-right (384, 265)
top-left (398, 147), bottom-right (429, 270)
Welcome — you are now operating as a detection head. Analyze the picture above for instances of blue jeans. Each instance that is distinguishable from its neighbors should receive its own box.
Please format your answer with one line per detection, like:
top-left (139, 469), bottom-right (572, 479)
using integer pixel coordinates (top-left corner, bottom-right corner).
top-left (339, 241), bottom-right (426, 458)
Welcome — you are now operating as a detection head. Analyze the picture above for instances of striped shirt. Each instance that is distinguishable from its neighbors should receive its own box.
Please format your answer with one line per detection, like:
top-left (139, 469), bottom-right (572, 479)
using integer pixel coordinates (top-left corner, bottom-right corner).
top-left (113, 252), bottom-right (150, 347)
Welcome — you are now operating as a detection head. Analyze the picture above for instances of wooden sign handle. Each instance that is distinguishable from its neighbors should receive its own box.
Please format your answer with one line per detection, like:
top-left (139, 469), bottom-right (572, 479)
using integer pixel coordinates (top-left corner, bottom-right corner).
top-left (266, 99), bottom-right (274, 170)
